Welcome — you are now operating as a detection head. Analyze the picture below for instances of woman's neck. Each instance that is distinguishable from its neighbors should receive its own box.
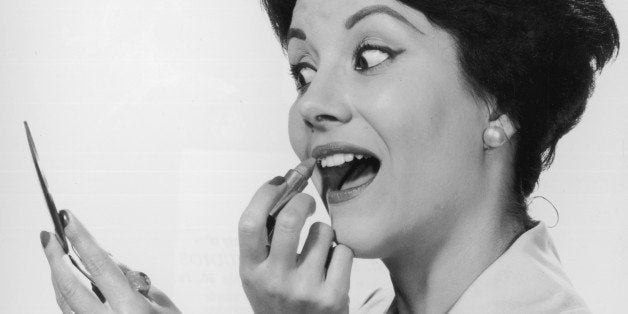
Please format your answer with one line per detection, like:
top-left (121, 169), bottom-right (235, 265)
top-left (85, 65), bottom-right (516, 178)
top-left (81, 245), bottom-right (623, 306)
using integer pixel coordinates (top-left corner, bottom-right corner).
top-left (382, 201), bottom-right (525, 314)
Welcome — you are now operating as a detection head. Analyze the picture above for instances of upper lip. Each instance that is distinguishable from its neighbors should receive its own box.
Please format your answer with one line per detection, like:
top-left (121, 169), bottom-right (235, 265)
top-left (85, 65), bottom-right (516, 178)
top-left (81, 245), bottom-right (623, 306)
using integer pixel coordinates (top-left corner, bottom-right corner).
top-left (310, 142), bottom-right (379, 161)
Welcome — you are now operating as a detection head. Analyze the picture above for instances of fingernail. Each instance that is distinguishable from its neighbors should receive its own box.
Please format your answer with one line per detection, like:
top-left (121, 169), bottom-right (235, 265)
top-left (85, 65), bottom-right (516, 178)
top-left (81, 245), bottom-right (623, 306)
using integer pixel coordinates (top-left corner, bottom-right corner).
top-left (40, 231), bottom-right (50, 248)
top-left (269, 176), bottom-right (285, 186)
top-left (92, 284), bottom-right (106, 303)
top-left (59, 210), bottom-right (70, 229)
top-left (138, 272), bottom-right (151, 286)
top-left (126, 270), bottom-right (151, 294)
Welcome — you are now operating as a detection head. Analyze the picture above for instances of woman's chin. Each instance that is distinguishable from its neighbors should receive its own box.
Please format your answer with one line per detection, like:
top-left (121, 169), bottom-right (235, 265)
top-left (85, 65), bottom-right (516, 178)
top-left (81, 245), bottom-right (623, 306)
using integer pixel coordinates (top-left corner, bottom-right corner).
top-left (330, 209), bottom-right (398, 259)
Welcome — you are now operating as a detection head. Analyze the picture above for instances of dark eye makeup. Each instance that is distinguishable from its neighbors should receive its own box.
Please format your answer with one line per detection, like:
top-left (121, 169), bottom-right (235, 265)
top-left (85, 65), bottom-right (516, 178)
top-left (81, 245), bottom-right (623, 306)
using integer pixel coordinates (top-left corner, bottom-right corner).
top-left (289, 41), bottom-right (405, 93)
top-left (289, 62), bottom-right (315, 92)
top-left (353, 42), bottom-right (404, 72)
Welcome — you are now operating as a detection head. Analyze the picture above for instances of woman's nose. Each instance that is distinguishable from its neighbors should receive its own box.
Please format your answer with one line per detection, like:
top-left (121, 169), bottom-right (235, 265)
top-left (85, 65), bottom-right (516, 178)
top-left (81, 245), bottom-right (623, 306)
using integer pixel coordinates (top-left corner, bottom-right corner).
top-left (297, 74), bottom-right (352, 132)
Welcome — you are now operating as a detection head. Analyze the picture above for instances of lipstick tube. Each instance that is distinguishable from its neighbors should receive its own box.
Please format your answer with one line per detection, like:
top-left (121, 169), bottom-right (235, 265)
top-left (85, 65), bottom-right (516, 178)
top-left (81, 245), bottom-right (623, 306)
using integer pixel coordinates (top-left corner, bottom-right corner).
top-left (266, 158), bottom-right (316, 244)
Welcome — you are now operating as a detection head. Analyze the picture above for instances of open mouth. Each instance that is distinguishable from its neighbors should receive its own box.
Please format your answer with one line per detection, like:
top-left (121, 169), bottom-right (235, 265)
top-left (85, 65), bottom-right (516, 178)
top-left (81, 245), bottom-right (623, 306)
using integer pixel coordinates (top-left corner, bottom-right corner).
top-left (316, 150), bottom-right (381, 205)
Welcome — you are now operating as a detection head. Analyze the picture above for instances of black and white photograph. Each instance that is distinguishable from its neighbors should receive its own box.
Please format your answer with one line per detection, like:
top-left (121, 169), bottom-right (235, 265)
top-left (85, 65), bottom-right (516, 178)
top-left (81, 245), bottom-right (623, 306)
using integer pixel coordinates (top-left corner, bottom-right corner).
top-left (0, 0), bottom-right (626, 313)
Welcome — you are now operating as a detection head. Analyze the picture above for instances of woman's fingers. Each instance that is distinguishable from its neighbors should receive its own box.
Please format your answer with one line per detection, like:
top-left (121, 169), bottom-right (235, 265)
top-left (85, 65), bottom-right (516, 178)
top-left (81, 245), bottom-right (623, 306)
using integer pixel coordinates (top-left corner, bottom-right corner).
top-left (324, 244), bottom-right (354, 293)
top-left (267, 193), bottom-right (316, 268)
top-left (60, 210), bottom-right (143, 310)
top-left (146, 285), bottom-right (182, 313)
top-left (239, 177), bottom-right (288, 265)
top-left (41, 231), bottom-right (104, 313)
top-left (52, 276), bottom-right (76, 314)
top-left (238, 180), bottom-right (352, 313)
top-left (298, 222), bottom-right (335, 277)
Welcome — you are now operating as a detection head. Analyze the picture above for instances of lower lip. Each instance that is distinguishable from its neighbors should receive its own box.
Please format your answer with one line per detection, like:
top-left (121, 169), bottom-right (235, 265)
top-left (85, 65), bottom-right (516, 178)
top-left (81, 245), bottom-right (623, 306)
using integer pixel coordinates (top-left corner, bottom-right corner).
top-left (326, 175), bottom-right (376, 205)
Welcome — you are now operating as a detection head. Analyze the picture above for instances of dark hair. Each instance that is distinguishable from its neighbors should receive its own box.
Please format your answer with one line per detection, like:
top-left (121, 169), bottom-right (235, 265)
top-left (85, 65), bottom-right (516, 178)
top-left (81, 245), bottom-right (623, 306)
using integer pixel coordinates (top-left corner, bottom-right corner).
top-left (261, 0), bottom-right (619, 226)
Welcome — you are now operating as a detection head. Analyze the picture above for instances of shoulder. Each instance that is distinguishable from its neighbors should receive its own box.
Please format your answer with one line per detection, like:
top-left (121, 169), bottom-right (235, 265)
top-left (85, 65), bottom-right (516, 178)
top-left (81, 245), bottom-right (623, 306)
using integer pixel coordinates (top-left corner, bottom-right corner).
top-left (449, 222), bottom-right (590, 314)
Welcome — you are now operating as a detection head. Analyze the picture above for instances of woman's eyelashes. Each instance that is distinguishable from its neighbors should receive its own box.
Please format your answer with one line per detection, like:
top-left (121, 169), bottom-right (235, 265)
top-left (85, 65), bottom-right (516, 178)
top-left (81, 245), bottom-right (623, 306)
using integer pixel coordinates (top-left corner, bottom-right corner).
top-left (290, 62), bottom-right (315, 92)
top-left (288, 44), bottom-right (404, 93)
top-left (353, 43), bottom-right (403, 73)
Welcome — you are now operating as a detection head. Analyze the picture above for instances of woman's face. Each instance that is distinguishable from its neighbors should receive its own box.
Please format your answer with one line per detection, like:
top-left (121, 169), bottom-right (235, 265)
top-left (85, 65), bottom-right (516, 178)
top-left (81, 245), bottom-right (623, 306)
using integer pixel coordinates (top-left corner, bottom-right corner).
top-left (288, 0), bottom-right (489, 258)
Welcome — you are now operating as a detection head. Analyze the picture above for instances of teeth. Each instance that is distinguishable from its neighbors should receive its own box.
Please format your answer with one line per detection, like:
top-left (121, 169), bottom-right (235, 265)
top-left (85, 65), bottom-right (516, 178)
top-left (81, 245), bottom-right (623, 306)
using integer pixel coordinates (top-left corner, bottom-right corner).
top-left (334, 154), bottom-right (344, 165)
top-left (318, 153), bottom-right (368, 168)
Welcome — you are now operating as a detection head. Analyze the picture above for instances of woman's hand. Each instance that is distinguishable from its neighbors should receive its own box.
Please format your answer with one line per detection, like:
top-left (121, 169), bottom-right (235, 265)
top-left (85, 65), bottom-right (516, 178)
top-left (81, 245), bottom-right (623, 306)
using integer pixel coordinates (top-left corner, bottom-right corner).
top-left (40, 210), bottom-right (181, 314)
top-left (238, 177), bottom-right (354, 314)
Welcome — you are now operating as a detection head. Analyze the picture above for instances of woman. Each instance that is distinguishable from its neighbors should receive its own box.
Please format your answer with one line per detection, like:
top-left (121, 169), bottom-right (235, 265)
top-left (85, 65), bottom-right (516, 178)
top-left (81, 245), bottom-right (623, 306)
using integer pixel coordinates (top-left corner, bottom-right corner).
top-left (40, 0), bottom-right (618, 313)
top-left (238, 0), bottom-right (619, 313)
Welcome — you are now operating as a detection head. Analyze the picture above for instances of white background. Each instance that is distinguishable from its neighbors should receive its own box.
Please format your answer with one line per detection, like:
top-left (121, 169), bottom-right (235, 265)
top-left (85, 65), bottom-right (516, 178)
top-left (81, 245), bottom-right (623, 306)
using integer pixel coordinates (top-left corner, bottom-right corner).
top-left (0, 0), bottom-right (626, 313)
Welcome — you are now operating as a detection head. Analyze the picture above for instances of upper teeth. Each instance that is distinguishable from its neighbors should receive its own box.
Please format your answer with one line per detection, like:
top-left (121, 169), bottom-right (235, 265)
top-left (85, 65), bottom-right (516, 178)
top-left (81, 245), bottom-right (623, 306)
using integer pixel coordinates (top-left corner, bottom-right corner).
top-left (319, 153), bottom-right (365, 168)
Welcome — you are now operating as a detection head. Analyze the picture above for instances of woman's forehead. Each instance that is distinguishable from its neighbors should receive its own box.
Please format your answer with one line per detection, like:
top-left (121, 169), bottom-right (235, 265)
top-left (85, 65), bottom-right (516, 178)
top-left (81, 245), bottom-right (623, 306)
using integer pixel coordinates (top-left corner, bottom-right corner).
top-left (289, 0), bottom-right (434, 47)
top-left (291, 0), bottom-right (404, 29)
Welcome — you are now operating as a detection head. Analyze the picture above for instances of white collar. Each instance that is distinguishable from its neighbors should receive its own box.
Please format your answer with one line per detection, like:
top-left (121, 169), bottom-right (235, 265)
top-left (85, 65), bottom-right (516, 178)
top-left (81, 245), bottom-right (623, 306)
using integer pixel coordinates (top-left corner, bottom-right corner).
top-left (449, 221), bottom-right (590, 313)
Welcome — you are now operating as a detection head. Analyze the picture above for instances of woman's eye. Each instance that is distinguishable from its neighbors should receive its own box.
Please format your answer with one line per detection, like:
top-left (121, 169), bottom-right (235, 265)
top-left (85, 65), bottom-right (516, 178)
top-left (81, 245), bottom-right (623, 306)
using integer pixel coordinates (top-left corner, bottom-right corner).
top-left (355, 48), bottom-right (390, 71)
top-left (290, 64), bottom-right (316, 91)
top-left (298, 67), bottom-right (316, 87)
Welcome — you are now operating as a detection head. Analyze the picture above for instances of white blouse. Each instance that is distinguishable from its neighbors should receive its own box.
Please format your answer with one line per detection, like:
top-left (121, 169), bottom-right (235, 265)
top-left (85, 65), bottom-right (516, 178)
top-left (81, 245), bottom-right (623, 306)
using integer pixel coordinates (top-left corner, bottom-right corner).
top-left (358, 222), bottom-right (590, 313)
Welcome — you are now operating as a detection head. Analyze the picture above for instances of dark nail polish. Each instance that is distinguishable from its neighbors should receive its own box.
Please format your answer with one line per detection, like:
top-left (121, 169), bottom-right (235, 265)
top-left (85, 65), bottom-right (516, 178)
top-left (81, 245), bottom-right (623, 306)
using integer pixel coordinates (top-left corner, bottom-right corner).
top-left (269, 176), bottom-right (286, 186)
top-left (92, 284), bottom-right (106, 303)
top-left (40, 231), bottom-right (50, 248)
top-left (138, 272), bottom-right (151, 286)
top-left (59, 210), bottom-right (69, 229)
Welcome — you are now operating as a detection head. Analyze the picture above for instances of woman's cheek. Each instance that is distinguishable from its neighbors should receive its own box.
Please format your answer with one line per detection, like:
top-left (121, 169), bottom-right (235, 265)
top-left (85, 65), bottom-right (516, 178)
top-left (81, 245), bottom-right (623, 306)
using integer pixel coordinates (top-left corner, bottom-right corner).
top-left (288, 104), bottom-right (308, 160)
top-left (365, 80), bottom-right (442, 145)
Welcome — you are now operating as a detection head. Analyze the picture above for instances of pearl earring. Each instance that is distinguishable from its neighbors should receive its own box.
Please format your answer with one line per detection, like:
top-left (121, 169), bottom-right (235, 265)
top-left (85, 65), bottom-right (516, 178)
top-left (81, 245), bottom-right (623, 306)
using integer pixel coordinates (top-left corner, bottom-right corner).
top-left (483, 126), bottom-right (507, 149)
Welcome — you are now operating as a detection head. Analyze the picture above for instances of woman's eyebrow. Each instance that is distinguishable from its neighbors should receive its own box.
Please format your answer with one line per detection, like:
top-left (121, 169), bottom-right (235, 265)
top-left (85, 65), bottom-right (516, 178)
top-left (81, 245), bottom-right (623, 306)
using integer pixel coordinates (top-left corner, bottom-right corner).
top-left (345, 5), bottom-right (425, 35)
top-left (286, 4), bottom-right (423, 44)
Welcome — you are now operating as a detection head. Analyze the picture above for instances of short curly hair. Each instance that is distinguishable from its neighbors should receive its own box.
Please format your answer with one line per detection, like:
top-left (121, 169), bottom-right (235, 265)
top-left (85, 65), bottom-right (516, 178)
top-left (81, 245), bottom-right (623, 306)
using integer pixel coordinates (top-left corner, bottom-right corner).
top-left (262, 0), bottom-right (619, 226)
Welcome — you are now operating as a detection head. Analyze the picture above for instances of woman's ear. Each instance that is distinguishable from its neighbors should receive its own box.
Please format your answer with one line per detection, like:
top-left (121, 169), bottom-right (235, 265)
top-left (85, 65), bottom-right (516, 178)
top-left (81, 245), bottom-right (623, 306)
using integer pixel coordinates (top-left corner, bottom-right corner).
top-left (492, 114), bottom-right (516, 139)
top-left (483, 114), bottom-right (516, 149)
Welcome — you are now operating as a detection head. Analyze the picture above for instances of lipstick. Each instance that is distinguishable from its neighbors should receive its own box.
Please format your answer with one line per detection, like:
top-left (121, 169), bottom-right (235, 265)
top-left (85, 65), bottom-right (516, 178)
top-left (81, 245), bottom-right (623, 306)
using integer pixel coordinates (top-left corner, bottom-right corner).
top-left (266, 158), bottom-right (316, 243)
